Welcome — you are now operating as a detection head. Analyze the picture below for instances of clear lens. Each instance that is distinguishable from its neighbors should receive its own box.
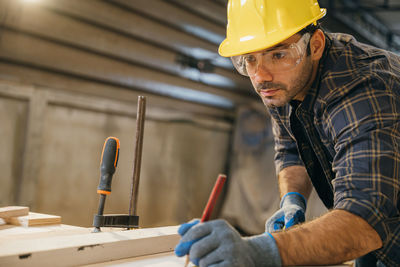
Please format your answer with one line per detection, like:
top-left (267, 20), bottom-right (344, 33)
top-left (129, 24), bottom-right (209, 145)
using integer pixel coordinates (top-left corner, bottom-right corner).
top-left (231, 33), bottom-right (310, 76)
top-left (231, 55), bottom-right (248, 76)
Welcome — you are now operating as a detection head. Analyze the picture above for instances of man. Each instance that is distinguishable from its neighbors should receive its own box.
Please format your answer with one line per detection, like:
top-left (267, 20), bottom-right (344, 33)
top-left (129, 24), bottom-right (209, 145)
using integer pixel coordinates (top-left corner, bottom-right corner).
top-left (174, 0), bottom-right (400, 266)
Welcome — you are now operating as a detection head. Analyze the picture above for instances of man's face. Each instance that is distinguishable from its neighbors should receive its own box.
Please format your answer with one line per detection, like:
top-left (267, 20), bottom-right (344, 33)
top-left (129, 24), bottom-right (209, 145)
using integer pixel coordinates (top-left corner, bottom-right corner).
top-left (247, 34), bottom-right (314, 108)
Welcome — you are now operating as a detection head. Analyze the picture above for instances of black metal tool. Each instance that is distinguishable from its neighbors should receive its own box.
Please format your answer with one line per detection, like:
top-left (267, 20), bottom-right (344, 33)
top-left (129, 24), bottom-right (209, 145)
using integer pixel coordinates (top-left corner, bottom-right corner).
top-left (93, 137), bottom-right (139, 232)
top-left (128, 96), bottom-right (146, 229)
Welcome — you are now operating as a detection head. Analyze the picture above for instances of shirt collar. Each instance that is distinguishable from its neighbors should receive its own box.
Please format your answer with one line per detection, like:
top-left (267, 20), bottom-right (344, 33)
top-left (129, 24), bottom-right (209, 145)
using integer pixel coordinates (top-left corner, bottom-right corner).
top-left (297, 33), bottom-right (333, 113)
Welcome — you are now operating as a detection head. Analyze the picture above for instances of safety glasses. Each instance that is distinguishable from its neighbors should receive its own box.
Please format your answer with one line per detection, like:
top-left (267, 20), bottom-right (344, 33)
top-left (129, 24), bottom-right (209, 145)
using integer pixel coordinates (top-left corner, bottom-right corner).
top-left (231, 33), bottom-right (311, 76)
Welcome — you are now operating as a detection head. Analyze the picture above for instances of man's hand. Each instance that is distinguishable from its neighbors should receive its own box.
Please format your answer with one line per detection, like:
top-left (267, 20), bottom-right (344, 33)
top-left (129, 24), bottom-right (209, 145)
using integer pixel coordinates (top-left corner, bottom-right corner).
top-left (175, 219), bottom-right (281, 267)
top-left (265, 192), bottom-right (306, 232)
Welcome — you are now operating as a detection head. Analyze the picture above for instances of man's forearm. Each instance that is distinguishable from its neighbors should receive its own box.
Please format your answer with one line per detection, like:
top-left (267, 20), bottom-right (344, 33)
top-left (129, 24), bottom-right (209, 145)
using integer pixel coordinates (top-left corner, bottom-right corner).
top-left (271, 209), bottom-right (383, 265)
top-left (278, 165), bottom-right (312, 199)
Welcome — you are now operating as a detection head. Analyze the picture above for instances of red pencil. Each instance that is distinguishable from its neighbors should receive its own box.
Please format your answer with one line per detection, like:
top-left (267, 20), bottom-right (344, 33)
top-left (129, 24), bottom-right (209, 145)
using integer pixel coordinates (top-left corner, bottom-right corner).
top-left (200, 174), bottom-right (227, 222)
top-left (184, 174), bottom-right (227, 267)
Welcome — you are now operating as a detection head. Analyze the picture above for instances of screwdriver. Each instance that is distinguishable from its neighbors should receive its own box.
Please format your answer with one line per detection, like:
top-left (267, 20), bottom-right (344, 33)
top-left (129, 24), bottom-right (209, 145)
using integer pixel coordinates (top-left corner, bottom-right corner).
top-left (93, 137), bottom-right (120, 233)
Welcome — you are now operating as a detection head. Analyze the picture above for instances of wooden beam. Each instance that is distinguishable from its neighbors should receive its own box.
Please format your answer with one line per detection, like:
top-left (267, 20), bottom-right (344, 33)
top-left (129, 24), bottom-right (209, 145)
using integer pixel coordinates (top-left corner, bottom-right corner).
top-left (0, 225), bottom-right (180, 267)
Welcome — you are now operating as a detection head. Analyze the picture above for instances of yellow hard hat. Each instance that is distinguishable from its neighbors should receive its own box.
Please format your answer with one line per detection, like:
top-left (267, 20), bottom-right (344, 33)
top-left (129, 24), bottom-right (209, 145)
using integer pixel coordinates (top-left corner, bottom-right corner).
top-left (218, 0), bottom-right (326, 57)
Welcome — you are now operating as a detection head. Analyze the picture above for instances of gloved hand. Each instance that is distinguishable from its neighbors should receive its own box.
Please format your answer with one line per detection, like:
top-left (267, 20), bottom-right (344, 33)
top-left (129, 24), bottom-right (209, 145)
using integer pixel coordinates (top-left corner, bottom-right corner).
top-left (265, 192), bottom-right (306, 232)
top-left (175, 219), bottom-right (282, 267)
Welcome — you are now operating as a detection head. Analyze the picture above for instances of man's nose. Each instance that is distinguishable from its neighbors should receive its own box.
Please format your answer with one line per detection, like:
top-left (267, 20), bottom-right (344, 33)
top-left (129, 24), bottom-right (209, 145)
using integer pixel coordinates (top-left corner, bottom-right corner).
top-left (252, 61), bottom-right (273, 83)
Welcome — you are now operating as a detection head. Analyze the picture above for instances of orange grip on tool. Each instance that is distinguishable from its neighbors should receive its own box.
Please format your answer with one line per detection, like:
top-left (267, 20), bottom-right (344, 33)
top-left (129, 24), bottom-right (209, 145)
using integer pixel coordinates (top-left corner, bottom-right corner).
top-left (97, 137), bottom-right (120, 194)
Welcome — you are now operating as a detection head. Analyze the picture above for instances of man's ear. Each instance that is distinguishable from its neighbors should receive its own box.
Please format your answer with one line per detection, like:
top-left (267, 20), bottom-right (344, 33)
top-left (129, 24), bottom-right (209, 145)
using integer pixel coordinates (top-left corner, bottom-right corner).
top-left (310, 29), bottom-right (325, 61)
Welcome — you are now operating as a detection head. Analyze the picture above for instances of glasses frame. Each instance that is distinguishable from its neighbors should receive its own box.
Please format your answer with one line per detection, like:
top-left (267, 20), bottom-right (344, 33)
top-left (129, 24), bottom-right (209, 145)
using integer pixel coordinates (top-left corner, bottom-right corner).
top-left (231, 33), bottom-right (311, 76)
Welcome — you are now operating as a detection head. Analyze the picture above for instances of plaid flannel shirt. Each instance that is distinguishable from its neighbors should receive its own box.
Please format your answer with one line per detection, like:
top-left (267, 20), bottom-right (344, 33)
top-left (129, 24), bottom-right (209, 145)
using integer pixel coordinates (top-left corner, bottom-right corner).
top-left (268, 33), bottom-right (400, 266)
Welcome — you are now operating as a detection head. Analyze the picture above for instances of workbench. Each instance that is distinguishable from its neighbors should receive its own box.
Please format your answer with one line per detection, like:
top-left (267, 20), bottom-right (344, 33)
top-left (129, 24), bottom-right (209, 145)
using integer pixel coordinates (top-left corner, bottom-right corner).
top-left (0, 223), bottom-right (352, 266)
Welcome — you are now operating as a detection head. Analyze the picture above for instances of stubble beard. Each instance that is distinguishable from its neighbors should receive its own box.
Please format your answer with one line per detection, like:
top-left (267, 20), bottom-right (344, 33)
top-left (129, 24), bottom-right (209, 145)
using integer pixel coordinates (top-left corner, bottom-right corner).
top-left (258, 57), bottom-right (314, 108)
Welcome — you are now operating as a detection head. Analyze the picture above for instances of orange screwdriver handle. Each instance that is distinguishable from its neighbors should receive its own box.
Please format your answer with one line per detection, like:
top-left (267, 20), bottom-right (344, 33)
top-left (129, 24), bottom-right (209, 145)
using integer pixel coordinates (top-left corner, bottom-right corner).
top-left (97, 137), bottom-right (120, 195)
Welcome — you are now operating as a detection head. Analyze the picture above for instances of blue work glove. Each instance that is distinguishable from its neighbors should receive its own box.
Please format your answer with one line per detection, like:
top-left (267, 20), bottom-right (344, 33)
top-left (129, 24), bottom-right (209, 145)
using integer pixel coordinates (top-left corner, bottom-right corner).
top-left (265, 192), bottom-right (306, 232)
top-left (175, 219), bottom-right (282, 267)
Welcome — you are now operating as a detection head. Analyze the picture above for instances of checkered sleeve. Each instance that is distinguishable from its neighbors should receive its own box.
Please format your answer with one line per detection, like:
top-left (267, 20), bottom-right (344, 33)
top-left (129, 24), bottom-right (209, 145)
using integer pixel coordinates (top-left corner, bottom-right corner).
top-left (326, 76), bottom-right (400, 252)
top-left (269, 107), bottom-right (304, 174)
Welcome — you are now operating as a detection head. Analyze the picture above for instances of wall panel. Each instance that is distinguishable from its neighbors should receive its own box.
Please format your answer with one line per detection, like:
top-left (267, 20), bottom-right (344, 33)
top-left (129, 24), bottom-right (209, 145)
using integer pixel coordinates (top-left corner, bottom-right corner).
top-left (0, 96), bottom-right (28, 206)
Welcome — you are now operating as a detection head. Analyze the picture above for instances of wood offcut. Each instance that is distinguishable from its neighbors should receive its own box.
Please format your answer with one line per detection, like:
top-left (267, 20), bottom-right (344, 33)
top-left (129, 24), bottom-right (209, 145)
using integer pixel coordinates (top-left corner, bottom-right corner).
top-left (0, 206), bottom-right (29, 218)
top-left (5, 212), bottom-right (61, 227)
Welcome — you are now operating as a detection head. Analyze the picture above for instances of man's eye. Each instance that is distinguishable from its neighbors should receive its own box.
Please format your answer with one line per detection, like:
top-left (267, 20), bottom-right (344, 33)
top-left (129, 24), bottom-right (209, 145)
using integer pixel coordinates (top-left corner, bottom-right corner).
top-left (272, 51), bottom-right (287, 60)
top-left (244, 55), bottom-right (256, 63)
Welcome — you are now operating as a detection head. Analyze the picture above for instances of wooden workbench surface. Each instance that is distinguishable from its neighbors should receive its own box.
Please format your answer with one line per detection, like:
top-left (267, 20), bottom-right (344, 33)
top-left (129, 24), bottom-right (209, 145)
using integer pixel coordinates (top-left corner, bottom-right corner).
top-left (84, 251), bottom-right (191, 267)
top-left (0, 223), bottom-right (89, 243)
top-left (85, 251), bottom-right (352, 267)
top-left (0, 223), bottom-right (180, 267)
top-left (0, 224), bottom-right (352, 267)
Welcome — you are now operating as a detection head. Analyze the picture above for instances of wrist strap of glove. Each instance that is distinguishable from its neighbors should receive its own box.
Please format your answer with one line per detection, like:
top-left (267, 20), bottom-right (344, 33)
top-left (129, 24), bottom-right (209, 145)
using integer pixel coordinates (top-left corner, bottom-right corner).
top-left (280, 192), bottom-right (307, 209)
top-left (245, 233), bottom-right (282, 267)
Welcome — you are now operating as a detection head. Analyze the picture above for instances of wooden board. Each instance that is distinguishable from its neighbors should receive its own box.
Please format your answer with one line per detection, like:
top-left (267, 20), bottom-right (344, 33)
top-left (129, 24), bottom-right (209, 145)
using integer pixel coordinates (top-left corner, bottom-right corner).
top-left (5, 212), bottom-right (61, 227)
top-left (0, 225), bottom-right (180, 267)
top-left (0, 207), bottom-right (29, 218)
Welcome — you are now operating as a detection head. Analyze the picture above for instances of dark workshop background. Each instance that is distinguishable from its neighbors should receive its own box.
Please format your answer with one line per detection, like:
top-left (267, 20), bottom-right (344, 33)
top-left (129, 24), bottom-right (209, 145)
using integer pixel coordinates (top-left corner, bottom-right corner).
top-left (0, 0), bottom-right (399, 234)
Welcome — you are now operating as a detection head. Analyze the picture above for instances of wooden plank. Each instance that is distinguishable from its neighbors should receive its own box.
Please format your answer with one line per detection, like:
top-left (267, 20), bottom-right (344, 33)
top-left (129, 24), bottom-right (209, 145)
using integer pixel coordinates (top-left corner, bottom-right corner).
top-left (0, 0), bottom-right (251, 92)
top-left (0, 29), bottom-right (253, 109)
top-left (5, 212), bottom-right (61, 227)
top-left (0, 225), bottom-right (180, 267)
top-left (0, 207), bottom-right (29, 218)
